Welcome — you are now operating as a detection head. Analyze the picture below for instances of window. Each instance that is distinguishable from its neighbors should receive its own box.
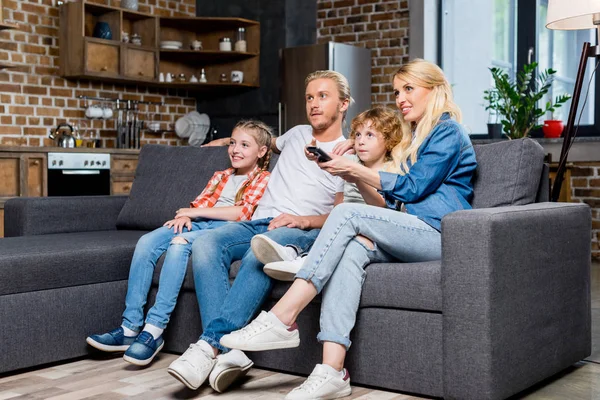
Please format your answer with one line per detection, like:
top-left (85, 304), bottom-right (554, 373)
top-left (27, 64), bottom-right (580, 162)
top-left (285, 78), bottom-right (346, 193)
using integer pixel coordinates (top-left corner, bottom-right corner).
top-left (440, 0), bottom-right (598, 136)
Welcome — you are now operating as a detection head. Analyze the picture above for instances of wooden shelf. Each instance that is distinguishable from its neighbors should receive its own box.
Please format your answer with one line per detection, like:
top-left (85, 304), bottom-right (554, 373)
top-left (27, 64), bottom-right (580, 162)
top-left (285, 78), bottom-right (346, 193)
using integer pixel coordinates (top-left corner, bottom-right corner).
top-left (159, 50), bottom-right (258, 63)
top-left (60, 0), bottom-right (260, 91)
top-left (0, 22), bottom-right (19, 31)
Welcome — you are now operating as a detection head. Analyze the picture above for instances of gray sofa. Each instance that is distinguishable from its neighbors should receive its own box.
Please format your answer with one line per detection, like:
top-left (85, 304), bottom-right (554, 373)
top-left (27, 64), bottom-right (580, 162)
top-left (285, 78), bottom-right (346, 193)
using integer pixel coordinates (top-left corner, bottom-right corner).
top-left (1, 139), bottom-right (591, 400)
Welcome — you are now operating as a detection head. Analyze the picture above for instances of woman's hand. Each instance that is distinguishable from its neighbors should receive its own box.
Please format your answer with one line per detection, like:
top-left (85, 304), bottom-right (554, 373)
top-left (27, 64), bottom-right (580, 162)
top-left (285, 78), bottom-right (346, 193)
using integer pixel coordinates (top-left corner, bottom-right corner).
top-left (318, 154), bottom-right (358, 181)
top-left (201, 137), bottom-right (230, 147)
top-left (332, 139), bottom-right (355, 155)
top-left (163, 216), bottom-right (192, 234)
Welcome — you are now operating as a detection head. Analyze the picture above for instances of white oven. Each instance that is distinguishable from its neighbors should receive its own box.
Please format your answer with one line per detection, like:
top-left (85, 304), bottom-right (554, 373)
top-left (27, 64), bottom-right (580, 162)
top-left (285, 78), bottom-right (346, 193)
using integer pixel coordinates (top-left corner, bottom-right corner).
top-left (47, 153), bottom-right (111, 196)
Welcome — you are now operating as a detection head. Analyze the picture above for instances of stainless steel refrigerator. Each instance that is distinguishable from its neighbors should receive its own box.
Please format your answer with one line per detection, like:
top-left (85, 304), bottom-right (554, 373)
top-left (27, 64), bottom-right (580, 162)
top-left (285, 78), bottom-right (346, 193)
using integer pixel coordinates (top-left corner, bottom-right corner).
top-left (279, 42), bottom-right (372, 136)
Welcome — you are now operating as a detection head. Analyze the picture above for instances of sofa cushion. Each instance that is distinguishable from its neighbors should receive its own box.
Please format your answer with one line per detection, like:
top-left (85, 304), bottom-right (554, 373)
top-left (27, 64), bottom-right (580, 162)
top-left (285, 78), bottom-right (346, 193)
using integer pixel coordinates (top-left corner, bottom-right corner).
top-left (0, 230), bottom-right (145, 296)
top-left (116, 145), bottom-right (233, 231)
top-left (471, 138), bottom-right (545, 208)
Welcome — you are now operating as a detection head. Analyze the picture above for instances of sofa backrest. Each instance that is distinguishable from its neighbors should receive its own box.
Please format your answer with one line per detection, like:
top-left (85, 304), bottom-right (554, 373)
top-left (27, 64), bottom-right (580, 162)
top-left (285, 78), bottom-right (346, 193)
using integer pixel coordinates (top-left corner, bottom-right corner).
top-left (116, 145), bottom-right (277, 231)
top-left (471, 138), bottom-right (546, 209)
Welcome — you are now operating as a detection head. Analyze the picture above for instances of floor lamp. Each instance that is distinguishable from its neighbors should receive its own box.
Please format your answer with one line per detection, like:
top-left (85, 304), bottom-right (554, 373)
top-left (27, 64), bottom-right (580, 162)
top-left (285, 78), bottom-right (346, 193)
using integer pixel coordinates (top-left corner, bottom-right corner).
top-left (547, 0), bottom-right (600, 202)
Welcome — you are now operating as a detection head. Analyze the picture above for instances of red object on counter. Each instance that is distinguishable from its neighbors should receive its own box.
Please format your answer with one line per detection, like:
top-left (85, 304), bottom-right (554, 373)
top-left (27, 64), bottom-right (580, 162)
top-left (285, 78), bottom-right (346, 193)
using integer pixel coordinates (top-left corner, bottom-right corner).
top-left (542, 120), bottom-right (564, 138)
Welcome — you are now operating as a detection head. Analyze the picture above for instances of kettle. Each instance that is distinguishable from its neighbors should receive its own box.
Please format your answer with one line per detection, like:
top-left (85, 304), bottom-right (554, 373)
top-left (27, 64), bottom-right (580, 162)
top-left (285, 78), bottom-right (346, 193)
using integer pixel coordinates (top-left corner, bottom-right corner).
top-left (49, 123), bottom-right (78, 148)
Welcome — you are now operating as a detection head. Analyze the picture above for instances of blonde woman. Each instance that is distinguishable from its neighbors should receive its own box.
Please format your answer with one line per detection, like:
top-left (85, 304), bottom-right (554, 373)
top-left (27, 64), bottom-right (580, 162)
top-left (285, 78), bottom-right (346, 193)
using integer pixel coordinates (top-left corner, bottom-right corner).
top-left (221, 59), bottom-right (478, 400)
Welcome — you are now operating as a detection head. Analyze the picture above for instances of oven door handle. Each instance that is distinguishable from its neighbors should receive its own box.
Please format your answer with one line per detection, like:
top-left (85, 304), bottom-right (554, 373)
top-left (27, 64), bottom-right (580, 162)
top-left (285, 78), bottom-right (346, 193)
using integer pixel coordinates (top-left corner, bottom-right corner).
top-left (61, 170), bottom-right (101, 175)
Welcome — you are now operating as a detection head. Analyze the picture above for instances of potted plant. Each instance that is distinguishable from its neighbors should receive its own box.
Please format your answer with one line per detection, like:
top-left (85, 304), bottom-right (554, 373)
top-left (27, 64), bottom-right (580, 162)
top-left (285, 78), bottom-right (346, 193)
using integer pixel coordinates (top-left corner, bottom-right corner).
top-left (487, 62), bottom-right (571, 139)
top-left (483, 87), bottom-right (503, 138)
top-left (542, 110), bottom-right (565, 138)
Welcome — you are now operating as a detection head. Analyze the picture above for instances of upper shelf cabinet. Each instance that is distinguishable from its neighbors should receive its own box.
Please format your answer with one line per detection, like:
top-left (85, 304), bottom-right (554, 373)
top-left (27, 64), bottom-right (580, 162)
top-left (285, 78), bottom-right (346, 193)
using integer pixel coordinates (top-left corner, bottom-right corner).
top-left (59, 0), bottom-right (260, 91)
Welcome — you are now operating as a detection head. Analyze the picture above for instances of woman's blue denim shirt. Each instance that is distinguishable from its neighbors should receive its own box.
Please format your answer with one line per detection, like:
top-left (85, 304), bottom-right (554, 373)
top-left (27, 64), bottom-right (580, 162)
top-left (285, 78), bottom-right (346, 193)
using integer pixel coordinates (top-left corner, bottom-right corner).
top-left (379, 114), bottom-right (477, 231)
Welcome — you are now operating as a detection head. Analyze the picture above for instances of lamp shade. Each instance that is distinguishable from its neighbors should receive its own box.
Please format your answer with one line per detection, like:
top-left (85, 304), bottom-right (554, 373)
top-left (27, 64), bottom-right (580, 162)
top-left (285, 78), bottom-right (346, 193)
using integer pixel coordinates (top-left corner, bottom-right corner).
top-left (547, 0), bottom-right (600, 29)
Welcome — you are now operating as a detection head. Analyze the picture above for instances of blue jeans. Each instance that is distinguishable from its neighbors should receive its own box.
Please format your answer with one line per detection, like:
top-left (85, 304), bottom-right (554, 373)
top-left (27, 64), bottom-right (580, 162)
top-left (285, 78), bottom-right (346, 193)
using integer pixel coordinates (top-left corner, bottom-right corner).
top-left (295, 203), bottom-right (442, 349)
top-left (122, 220), bottom-right (228, 332)
top-left (191, 218), bottom-right (320, 352)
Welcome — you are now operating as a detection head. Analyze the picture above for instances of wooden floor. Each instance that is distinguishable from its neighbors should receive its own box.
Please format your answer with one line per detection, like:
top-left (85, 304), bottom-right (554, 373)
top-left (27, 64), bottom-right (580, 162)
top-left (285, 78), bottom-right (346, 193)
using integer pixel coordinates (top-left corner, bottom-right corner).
top-left (1, 262), bottom-right (599, 400)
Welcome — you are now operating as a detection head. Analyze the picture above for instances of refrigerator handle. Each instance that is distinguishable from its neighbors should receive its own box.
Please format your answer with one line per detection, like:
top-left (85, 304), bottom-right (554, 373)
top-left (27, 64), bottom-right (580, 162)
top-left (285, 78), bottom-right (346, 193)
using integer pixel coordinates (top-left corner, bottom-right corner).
top-left (278, 102), bottom-right (285, 136)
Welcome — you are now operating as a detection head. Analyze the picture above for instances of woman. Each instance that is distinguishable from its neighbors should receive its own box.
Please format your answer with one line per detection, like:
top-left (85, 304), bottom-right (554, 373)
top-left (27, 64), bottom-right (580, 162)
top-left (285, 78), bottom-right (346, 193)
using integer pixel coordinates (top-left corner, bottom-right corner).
top-left (221, 59), bottom-right (478, 400)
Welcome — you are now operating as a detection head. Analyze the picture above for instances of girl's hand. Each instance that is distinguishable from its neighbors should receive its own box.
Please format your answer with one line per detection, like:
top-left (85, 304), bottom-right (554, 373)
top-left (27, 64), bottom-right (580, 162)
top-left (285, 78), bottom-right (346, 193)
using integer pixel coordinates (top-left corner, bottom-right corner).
top-left (201, 137), bottom-right (229, 147)
top-left (175, 208), bottom-right (195, 218)
top-left (332, 139), bottom-right (355, 155)
top-left (163, 216), bottom-right (192, 234)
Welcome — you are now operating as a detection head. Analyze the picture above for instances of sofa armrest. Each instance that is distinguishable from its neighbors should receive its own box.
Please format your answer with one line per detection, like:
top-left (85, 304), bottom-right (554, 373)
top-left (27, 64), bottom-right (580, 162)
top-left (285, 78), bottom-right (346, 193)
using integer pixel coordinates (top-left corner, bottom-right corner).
top-left (4, 196), bottom-right (128, 237)
top-left (441, 202), bottom-right (591, 400)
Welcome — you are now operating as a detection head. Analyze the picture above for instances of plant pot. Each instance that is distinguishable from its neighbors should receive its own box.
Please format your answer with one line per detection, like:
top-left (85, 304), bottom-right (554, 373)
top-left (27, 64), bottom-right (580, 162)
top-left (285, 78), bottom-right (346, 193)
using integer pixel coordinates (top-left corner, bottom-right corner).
top-left (487, 123), bottom-right (503, 139)
top-left (542, 120), bottom-right (564, 138)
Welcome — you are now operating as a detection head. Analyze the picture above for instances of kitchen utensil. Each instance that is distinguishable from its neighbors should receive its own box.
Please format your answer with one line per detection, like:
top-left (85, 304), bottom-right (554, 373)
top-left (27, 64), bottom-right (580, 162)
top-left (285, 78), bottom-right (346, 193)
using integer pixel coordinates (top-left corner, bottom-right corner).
top-left (200, 69), bottom-right (207, 83)
top-left (191, 40), bottom-right (202, 50)
top-left (93, 22), bottom-right (112, 40)
top-left (86, 105), bottom-right (103, 119)
top-left (219, 37), bottom-right (232, 51)
top-left (189, 75), bottom-right (198, 83)
top-left (131, 33), bottom-right (142, 46)
top-left (219, 73), bottom-right (228, 82)
top-left (160, 41), bottom-right (182, 49)
top-left (102, 106), bottom-right (113, 120)
top-left (122, 31), bottom-right (129, 43)
top-left (120, 0), bottom-right (139, 10)
top-left (48, 123), bottom-right (77, 148)
top-left (231, 70), bottom-right (244, 83)
top-left (177, 73), bottom-right (186, 82)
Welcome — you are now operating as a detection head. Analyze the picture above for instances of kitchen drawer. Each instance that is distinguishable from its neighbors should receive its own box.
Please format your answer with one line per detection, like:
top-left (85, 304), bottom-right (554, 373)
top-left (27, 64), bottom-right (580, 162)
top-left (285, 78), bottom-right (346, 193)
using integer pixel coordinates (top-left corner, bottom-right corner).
top-left (125, 48), bottom-right (156, 80)
top-left (85, 41), bottom-right (120, 75)
top-left (112, 157), bottom-right (138, 174)
top-left (112, 180), bottom-right (134, 195)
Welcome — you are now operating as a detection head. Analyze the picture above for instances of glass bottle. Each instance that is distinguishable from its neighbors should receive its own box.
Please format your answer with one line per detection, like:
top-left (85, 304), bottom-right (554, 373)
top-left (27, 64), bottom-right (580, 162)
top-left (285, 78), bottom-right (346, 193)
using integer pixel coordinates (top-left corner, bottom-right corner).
top-left (234, 27), bottom-right (247, 52)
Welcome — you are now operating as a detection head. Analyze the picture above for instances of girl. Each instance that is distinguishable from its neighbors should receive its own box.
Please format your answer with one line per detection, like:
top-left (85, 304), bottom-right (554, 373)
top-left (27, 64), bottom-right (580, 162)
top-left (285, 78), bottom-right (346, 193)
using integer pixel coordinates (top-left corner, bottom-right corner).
top-left (258, 107), bottom-right (403, 281)
top-left (221, 59), bottom-right (478, 400)
top-left (86, 120), bottom-right (273, 367)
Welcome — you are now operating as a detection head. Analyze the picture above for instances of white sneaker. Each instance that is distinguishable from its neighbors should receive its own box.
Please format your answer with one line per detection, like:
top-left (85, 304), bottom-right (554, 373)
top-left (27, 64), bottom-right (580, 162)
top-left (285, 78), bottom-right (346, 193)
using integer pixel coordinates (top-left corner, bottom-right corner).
top-left (251, 234), bottom-right (297, 264)
top-left (167, 341), bottom-right (217, 390)
top-left (220, 311), bottom-right (300, 351)
top-left (285, 364), bottom-right (351, 400)
top-left (209, 349), bottom-right (254, 393)
top-left (263, 256), bottom-right (306, 281)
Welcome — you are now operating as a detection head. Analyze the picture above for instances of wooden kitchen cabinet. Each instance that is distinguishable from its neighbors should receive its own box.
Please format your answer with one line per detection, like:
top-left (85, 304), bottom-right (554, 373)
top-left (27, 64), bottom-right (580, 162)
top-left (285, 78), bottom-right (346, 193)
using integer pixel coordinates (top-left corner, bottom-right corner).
top-left (0, 153), bottom-right (47, 198)
top-left (59, 0), bottom-right (259, 90)
top-left (111, 154), bottom-right (138, 195)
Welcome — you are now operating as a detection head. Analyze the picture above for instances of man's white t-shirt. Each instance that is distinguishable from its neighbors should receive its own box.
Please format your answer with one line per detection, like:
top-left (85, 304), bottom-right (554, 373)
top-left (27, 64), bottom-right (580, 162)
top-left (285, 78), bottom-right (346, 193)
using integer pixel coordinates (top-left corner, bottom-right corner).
top-left (252, 125), bottom-right (345, 220)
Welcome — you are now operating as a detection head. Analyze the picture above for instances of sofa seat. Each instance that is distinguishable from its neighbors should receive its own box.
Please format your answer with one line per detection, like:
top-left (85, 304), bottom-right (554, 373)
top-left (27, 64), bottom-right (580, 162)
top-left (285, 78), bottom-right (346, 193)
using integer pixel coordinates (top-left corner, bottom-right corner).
top-left (0, 230), bottom-right (146, 296)
top-left (152, 257), bottom-right (442, 312)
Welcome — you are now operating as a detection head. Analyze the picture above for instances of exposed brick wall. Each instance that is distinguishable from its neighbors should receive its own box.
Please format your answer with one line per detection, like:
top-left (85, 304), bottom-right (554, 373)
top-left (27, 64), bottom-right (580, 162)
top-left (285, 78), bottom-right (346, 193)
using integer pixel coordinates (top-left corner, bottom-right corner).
top-left (316, 0), bottom-right (409, 107)
top-left (0, 0), bottom-right (197, 148)
top-left (570, 164), bottom-right (600, 260)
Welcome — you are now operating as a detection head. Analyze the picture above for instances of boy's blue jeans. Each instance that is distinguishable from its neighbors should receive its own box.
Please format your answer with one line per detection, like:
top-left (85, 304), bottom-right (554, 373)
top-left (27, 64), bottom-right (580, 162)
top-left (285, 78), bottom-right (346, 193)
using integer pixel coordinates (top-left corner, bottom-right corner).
top-left (191, 218), bottom-right (320, 352)
top-left (122, 220), bottom-right (228, 332)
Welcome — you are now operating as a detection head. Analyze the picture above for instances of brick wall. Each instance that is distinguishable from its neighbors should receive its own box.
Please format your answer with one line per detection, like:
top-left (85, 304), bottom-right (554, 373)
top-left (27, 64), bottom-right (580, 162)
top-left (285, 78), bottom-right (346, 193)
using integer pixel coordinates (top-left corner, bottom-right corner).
top-left (0, 0), bottom-right (197, 148)
top-left (316, 0), bottom-right (409, 107)
top-left (571, 164), bottom-right (600, 260)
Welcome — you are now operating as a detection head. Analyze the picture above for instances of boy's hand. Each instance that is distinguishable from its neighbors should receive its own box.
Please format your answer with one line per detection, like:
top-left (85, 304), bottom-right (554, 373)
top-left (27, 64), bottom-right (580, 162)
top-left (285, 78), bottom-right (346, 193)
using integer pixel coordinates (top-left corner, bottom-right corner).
top-left (201, 137), bottom-right (230, 147)
top-left (332, 139), bottom-right (355, 155)
top-left (268, 213), bottom-right (310, 230)
top-left (163, 216), bottom-right (192, 234)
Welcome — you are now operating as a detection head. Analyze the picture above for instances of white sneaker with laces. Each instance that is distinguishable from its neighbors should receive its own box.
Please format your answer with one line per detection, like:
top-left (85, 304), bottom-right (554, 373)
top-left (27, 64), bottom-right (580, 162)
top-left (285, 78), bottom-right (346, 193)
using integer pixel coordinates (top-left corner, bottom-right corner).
top-left (285, 364), bottom-right (351, 400)
top-left (209, 349), bottom-right (254, 393)
top-left (220, 311), bottom-right (300, 351)
top-left (167, 341), bottom-right (216, 390)
top-left (251, 234), bottom-right (297, 264)
top-left (263, 255), bottom-right (306, 281)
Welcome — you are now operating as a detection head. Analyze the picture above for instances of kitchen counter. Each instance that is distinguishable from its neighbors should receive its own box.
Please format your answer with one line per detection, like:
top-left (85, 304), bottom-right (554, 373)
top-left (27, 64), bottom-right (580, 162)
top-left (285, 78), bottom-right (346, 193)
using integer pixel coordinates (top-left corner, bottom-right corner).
top-left (0, 146), bottom-right (140, 155)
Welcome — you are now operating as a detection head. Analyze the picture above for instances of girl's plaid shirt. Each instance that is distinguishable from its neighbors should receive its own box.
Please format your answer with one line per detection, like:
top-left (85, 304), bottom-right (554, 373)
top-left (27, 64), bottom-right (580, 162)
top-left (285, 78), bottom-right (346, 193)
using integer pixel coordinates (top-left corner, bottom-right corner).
top-left (189, 166), bottom-right (270, 221)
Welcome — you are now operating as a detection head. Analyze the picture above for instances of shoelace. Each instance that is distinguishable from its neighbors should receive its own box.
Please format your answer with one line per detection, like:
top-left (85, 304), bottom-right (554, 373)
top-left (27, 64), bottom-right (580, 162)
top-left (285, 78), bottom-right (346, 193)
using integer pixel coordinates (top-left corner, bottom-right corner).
top-left (179, 343), bottom-right (213, 370)
top-left (237, 318), bottom-right (270, 338)
top-left (296, 372), bottom-right (328, 393)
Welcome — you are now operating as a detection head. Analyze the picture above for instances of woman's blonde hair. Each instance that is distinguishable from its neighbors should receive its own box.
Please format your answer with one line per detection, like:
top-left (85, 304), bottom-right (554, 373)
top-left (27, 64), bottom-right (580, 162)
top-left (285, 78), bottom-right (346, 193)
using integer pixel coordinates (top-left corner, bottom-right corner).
top-left (305, 70), bottom-right (355, 122)
top-left (391, 59), bottom-right (462, 174)
top-left (232, 119), bottom-right (273, 203)
top-left (349, 107), bottom-right (402, 171)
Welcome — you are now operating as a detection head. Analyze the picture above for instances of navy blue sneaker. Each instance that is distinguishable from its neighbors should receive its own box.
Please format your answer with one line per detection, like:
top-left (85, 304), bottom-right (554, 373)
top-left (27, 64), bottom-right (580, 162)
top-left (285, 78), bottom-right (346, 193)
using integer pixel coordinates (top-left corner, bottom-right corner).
top-left (123, 331), bottom-right (165, 366)
top-left (86, 327), bottom-right (137, 352)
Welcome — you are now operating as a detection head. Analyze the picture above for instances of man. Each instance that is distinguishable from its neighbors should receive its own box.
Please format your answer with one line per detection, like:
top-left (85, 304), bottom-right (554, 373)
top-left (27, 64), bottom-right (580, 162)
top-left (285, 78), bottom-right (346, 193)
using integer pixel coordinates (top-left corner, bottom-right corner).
top-left (166, 70), bottom-right (354, 393)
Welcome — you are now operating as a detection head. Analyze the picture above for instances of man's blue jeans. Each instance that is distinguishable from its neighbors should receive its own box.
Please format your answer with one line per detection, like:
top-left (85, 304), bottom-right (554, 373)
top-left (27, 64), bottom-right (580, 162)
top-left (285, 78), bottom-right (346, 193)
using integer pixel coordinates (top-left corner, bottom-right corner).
top-left (122, 220), bottom-right (228, 332)
top-left (191, 218), bottom-right (320, 352)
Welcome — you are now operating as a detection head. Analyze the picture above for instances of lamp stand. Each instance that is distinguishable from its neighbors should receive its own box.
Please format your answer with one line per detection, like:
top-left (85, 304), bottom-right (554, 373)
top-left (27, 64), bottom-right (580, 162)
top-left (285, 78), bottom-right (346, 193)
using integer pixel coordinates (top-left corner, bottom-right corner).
top-left (551, 41), bottom-right (600, 201)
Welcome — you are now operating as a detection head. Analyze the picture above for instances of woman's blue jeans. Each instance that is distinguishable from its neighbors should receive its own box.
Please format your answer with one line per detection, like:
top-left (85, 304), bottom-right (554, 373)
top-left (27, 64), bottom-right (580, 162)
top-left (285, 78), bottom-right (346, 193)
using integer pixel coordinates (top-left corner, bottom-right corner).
top-left (121, 220), bottom-right (228, 332)
top-left (295, 203), bottom-right (442, 349)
